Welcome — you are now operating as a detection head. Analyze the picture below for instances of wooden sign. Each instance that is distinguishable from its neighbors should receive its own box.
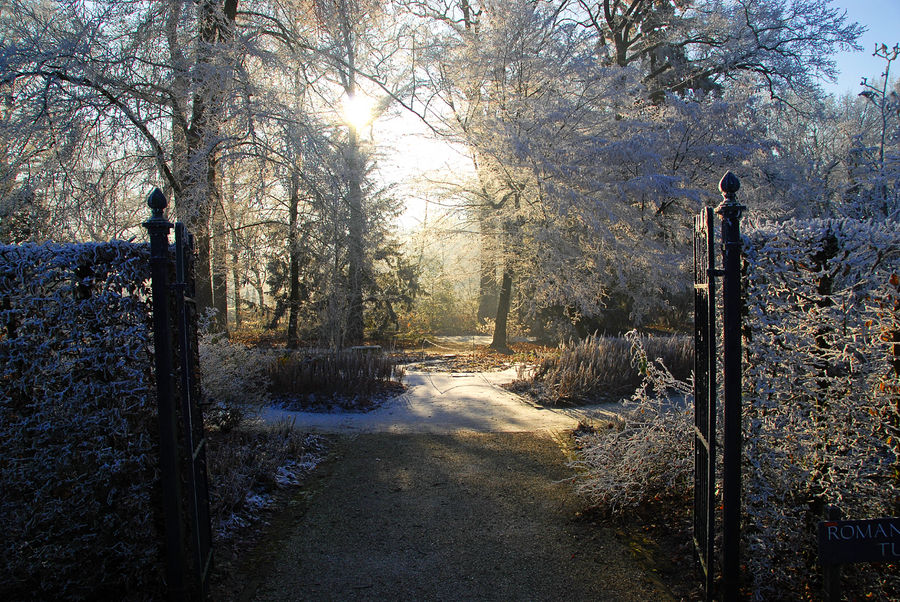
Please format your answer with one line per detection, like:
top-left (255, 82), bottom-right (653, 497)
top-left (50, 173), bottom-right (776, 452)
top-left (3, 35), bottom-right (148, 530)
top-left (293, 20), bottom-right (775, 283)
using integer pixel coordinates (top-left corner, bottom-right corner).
top-left (818, 517), bottom-right (900, 565)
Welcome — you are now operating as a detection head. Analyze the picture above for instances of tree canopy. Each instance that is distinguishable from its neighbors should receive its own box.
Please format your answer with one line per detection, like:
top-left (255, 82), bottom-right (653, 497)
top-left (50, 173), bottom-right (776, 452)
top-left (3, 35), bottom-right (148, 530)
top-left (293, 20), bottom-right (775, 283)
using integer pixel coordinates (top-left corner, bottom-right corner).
top-left (2, 0), bottom-right (892, 345)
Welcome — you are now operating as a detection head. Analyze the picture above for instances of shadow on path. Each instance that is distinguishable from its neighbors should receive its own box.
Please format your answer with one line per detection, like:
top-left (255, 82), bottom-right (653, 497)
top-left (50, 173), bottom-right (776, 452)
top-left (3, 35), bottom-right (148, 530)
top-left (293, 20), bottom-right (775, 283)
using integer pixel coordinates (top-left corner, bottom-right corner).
top-left (237, 432), bottom-right (672, 601)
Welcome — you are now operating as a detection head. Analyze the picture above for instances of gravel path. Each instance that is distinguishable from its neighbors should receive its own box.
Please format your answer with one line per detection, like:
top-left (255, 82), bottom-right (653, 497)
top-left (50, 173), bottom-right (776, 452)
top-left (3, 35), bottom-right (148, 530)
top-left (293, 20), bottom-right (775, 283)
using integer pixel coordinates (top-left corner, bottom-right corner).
top-left (257, 368), bottom-right (625, 433)
top-left (236, 432), bottom-right (672, 601)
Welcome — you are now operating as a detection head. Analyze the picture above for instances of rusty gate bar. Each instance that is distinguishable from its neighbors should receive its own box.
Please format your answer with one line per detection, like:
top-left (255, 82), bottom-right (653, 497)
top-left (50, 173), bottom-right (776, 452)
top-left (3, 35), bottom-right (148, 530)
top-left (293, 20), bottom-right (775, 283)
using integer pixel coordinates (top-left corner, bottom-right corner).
top-left (174, 222), bottom-right (213, 598)
top-left (693, 205), bottom-right (717, 599)
top-left (143, 189), bottom-right (186, 599)
top-left (718, 172), bottom-right (745, 599)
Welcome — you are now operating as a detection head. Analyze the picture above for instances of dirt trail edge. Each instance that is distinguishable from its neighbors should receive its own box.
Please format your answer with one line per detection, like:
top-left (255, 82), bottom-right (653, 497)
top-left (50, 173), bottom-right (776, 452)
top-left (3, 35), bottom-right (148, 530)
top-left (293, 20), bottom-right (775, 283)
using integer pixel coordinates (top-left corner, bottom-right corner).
top-left (235, 432), bottom-right (673, 601)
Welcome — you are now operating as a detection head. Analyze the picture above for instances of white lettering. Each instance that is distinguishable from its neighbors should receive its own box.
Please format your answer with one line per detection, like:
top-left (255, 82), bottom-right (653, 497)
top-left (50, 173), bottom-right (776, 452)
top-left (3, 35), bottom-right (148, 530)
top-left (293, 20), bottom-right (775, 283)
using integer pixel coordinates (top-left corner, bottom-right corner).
top-left (876, 524), bottom-right (888, 538)
top-left (877, 541), bottom-right (900, 557)
top-left (857, 525), bottom-right (874, 539)
top-left (841, 525), bottom-right (855, 540)
top-left (828, 525), bottom-right (839, 540)
top-left (889, 523), bottom-right (900, 538)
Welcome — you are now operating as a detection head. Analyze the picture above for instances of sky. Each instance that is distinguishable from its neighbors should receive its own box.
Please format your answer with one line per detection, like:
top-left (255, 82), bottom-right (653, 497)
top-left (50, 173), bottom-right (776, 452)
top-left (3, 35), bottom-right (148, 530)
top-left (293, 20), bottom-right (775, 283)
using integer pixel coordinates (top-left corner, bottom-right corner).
top-left (824, 0), bottom-right (900, 96)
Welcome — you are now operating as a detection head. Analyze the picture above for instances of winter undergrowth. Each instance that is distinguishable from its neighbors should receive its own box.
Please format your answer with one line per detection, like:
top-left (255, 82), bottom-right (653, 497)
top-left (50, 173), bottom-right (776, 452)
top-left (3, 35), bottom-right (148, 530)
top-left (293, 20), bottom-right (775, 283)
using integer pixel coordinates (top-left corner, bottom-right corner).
top-left (206, 420), bottom-right (327, 544)
top-left (570, 330), bottom-right (693, 513)
top-left (267, 348), bottom-right (404, 410)
top-left (525, 332), bottom-right (692, 404)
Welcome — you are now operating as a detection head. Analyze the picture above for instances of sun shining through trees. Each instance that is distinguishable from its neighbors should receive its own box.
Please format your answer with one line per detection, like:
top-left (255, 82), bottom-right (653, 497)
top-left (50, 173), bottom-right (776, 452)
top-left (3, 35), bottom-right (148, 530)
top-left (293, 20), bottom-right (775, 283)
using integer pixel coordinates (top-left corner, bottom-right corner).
top-left (3, 0), bottom-right (900, 598)
top-left (0, 0), bottom-right (892, 351)
top-left (341, 92), bottom-right (377, 131)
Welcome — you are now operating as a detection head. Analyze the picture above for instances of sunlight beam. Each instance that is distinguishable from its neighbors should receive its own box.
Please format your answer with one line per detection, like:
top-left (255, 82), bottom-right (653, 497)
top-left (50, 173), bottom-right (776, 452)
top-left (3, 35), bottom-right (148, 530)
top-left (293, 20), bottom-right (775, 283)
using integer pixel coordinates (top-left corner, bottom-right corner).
top-left (341, 93), bottom-right (376, 131)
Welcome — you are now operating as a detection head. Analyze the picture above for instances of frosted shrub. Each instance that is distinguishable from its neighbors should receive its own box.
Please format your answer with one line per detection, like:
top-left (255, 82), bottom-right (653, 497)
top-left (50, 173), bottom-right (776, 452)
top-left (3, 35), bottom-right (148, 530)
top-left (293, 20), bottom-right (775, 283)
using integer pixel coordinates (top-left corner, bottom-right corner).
top-left (571, 331), bottom-right (693, 512)
top-left (0, 242), bottom-right (163, 599)
top-left (742, 218), bottom-right (900, 598)
top-left (199, 332), bottom-right (273, 429)
top-left (529, 332), bottom-right (692, 403)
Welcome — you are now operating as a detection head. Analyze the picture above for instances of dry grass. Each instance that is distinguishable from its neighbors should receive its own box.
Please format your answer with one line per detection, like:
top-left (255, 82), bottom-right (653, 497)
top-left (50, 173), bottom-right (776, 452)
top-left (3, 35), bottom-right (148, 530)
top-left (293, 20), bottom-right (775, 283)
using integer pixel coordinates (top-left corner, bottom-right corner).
top-left (523, 333), bottom-right (692, 404)
top-left (267, 348), bottom-right (404, 410)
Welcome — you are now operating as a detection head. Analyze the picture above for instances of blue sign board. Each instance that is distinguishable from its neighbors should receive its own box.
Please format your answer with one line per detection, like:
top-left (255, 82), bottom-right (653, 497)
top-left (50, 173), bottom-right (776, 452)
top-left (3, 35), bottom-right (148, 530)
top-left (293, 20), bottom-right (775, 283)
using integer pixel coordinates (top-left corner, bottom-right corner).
top-left (818, 517), bottom-right (900, 565)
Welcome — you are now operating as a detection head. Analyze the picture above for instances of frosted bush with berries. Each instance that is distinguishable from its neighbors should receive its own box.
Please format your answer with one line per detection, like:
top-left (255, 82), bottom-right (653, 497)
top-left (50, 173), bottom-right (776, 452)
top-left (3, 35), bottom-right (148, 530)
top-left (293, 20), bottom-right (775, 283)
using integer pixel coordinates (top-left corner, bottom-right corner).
top-left (741, 218), bottom-right (900, 598)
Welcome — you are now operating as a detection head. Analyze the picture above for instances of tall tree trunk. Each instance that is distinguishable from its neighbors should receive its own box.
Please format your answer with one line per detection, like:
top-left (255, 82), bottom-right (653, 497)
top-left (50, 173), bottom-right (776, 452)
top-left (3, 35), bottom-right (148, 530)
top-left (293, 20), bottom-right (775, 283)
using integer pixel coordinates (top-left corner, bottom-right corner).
top-left (328, 190), bottom-right (343, 349)
top-left (477, 210), bottom-right (498, 322)
top-left (286, 171), bottom-right (301, 349)
top-left (167, 0), bottom-right (237, 316)
top-left (227, 169), bottom-right (241, 329)
top-left (336, 9), bottom-right (365, 346)
top-left (345, 123), bottom-right (365, 345)
top-left (231, 228), bottom-right (241, 329)
top-left (490, 270), bottom-right (513, 353)
top-left (193, 223), bottom-right (214, 315)
top-left (254, 271), bottom-right (265, 321)
top-left (211, 166), bottom-right (228, 331)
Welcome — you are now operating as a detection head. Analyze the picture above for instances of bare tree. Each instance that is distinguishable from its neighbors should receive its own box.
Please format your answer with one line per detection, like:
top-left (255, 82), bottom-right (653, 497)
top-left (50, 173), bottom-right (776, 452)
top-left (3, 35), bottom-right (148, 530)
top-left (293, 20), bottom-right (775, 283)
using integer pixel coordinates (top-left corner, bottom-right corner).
top-left (574, 0), bottom-right (864, 101)
top-left (2, 1), bottom-right (244, 316)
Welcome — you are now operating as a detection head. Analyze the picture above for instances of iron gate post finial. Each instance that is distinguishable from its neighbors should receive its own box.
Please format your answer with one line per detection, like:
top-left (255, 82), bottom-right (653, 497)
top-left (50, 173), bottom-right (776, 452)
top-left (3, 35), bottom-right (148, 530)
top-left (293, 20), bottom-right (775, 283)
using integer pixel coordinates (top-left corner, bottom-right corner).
top-left (716, 170), bottom-right (745, 601)
top-left (144, 188), bottom-right (173, 257)
top-left (147, 187), bottom-right (168, 219)
top-left (718, 171), bottom-right (742, 212)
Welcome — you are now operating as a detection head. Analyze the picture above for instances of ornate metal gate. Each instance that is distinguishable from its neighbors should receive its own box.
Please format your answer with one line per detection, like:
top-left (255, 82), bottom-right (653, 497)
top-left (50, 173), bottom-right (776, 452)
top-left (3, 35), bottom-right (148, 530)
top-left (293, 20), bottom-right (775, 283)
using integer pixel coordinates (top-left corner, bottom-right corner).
top-left (145, 189), bottom-right (213, 600)
top-left (693, 205), bottom-right (717, 597)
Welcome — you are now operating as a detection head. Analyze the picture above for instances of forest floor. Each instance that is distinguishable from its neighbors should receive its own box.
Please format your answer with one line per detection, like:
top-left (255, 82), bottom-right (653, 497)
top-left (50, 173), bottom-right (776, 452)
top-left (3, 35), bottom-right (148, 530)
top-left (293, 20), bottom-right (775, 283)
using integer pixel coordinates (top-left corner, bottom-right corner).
top-left (210, 341), bottom-right (702, 601)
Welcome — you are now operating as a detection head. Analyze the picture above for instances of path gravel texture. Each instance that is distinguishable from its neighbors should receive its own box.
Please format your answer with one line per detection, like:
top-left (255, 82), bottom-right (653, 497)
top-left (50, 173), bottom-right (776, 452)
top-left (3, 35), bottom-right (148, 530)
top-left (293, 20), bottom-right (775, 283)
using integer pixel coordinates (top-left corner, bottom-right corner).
top-left (238, 432), bottom-right (673, 601)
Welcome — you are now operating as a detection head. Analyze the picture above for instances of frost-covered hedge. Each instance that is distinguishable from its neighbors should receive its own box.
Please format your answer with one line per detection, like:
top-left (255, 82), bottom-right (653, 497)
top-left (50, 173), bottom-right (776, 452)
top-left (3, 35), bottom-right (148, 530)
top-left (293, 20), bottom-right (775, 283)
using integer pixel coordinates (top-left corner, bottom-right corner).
top-left (571, 218), bottom-right (900, 598)
top-left (0, 242), bottom-right (164, 600)
top-left (742, 218), bottom-right (900, 598)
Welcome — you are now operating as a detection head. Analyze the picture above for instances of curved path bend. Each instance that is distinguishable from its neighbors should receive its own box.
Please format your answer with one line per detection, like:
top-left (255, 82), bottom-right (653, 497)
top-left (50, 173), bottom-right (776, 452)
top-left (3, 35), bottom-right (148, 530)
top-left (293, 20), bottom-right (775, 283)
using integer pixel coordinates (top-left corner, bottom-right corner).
top-left (259, 367), bottom-right (620, 434)
top-left (233, 368), bottom-right (670, 601)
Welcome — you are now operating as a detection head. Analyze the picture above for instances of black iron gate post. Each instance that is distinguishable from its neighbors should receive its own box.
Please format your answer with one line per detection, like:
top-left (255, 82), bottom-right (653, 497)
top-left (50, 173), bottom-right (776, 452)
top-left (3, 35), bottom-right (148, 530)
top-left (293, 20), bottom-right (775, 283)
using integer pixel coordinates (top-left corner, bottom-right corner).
top-left (174, 222), bottom-right (214, 597)
top-left (143, 189), bottom-right (186, 599)
top-left (145, 189), bottom-right (212, 600)
top-left (694, 172), bottom-right (746, 600)
top-left (717, 172), bottom-right (745, 599)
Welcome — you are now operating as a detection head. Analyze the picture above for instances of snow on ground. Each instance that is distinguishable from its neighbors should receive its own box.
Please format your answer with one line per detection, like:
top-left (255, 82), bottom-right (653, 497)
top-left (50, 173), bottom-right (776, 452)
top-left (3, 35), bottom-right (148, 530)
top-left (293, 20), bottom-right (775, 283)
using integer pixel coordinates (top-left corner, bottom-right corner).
top-left (257, 367), bottom-right (626, 433)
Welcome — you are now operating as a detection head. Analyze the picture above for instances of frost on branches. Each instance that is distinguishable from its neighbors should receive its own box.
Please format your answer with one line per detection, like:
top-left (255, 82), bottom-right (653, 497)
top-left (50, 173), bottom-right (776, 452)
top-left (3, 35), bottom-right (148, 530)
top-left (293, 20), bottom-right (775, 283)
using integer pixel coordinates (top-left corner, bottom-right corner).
top-left (742, 218), bottom-right (900, 597)
top-left (0, 241), bottom-right (163, 599)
